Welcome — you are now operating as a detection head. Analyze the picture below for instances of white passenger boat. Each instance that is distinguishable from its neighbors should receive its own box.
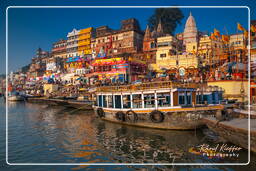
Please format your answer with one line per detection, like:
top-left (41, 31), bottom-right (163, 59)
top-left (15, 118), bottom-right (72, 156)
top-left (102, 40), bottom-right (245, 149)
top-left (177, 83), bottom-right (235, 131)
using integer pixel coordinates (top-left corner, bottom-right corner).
top-left (93, 81), bottom-right (225, 130)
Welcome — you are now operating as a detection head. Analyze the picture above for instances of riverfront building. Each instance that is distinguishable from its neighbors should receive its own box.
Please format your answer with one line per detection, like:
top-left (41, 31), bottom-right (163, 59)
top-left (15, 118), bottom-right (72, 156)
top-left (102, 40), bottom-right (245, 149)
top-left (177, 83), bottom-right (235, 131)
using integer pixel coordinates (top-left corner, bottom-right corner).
top-left (153, 36), bottom-right (177, 70)
top-left (44, 57), bottom-right (64, 81)
top-left (150, 13), bottom-right (199, 72)
top-left (197, 35), bottom-right (225, 66)
top-left (66, 29), bottom-right (79, 58)
top-left (8, 13), bottom-right (253, 103)
top-left (142, 22), bottom-right (165, 65)
top-left (65, 27), bottom-right (95, 78)
top-left (27, 48), bottom-right (49, 79)
top-left (88, 57), bottom-right (147, 83)
top-left (64, 56), bottom-right (89, 74)
top-left (78, 27), bottom-right (95, 58)
top-left (51, 39), bottom-right (67, 59)
top-left (93, 18), bottom-right (144, 57)
top-left (251, 20), bottom-right (256, 102)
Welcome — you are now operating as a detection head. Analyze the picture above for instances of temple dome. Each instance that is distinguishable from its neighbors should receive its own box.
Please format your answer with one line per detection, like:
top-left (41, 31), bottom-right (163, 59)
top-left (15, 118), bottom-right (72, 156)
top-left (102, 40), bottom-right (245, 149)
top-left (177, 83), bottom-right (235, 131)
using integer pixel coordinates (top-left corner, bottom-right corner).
top-left (185, 12), bottom-right (197, 29)
top-left (183, 12), bottom-right (198, 45)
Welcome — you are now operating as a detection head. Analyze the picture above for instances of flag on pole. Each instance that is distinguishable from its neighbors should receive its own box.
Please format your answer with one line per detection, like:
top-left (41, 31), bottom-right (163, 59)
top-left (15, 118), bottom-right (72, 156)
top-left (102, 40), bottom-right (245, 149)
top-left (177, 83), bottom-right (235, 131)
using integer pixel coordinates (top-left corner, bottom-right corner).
top-left (214, 28), bottom-right (221, 37)
top-left (221, 35), bottom-right (229, 43)
top-left (210, 33), bottom-right (216, 40)
top-left (237, 23), bottom-right (245, 31)
top-left (251, 24), bottom-right (256, 33)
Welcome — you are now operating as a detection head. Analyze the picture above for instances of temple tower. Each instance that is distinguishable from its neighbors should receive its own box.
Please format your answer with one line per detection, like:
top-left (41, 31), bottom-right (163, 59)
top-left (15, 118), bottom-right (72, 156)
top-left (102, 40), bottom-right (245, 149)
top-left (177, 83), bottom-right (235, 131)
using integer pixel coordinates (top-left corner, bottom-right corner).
top-left (183, 12), bottom-right (198, 45)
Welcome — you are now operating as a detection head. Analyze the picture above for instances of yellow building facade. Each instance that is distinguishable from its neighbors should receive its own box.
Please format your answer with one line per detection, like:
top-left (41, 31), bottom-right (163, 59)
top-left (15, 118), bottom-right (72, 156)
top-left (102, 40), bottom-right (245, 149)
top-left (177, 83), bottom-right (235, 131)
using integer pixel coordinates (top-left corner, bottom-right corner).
top-left (185, 42), bottom-right (198, 54)
top-left (208, 80), bottom-right (248, 102)
top-left (229, 33), bottom-right (246, 50)
top-left (151, 35), bottom-right (199, 71)
top-left (154, 54), bottom-right (198, 70)
top-left (198, 35), bottom-right (224, 65)
top-left (43, 84), bottom-right (59, 96)
top-left (78, 27), bottom-right (94, 56)
top-left (153, 36), bottom-right (176, 70)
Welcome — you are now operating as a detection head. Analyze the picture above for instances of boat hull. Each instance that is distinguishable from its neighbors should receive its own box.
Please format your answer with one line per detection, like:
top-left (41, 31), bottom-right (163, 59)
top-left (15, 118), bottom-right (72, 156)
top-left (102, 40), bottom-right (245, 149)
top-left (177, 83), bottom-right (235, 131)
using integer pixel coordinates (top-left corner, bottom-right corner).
top-left (8, 96), bottom-right (24, 101)
top-left (94, 106), bottom-right (222, 130)
top-left (66, 100), bottom-right (93, 110)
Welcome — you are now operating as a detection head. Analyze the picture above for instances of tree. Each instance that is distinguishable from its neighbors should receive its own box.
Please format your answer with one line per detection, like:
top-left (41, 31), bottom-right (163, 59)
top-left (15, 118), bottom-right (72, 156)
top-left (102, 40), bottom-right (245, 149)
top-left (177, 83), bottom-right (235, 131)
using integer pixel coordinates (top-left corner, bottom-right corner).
top-left (148, 8), bottom-right (184, 35)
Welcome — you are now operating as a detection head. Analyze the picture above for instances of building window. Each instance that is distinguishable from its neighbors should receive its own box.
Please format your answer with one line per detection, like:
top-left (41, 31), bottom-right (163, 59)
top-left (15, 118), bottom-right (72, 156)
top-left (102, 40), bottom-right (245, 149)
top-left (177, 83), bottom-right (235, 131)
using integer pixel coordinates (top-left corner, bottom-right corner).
top-left (158, 42), bottom-right (170, 47)
top-left (160, 54), bottom-right (166, 58)
top-left (150, 42), bottom-right (156, 48)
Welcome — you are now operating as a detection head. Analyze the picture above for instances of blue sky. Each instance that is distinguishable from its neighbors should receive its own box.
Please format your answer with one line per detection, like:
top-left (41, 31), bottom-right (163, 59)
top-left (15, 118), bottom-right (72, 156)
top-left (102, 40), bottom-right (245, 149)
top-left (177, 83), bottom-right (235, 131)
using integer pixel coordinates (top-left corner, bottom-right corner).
top-left (0, 0), bottom-right (256, 74)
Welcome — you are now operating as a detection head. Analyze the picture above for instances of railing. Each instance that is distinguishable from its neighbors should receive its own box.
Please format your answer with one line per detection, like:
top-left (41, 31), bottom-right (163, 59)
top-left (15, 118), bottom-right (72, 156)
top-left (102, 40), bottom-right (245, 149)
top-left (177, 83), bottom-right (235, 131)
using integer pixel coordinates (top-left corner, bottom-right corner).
top-left (96, 81), bottom-right (205, 92)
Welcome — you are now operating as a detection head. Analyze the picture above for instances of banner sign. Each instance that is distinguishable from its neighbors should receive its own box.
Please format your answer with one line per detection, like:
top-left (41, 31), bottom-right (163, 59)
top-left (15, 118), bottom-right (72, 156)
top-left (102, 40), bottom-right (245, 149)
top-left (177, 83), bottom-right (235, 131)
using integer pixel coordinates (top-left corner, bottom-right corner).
top-left (92, 58), bottom-right (126, 66)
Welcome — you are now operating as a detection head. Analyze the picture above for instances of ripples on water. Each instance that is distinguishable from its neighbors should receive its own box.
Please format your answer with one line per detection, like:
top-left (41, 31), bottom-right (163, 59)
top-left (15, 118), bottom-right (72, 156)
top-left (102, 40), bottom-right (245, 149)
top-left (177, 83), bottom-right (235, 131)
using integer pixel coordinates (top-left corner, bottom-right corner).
top-left (1, 98), bottom-right (256, 170)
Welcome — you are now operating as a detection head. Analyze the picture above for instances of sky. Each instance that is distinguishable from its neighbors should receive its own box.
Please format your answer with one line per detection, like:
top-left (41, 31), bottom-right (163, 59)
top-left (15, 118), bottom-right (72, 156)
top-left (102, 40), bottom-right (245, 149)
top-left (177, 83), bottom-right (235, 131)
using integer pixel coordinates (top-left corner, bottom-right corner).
top-left (0, 0), bottom-right (256, 75)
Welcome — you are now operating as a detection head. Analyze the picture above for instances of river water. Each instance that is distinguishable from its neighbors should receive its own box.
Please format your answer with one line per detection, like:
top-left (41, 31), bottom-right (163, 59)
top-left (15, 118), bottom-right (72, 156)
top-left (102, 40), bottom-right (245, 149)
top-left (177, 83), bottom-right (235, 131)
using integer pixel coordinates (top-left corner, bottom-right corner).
top-left (0, 98), bottom-right (256, 170)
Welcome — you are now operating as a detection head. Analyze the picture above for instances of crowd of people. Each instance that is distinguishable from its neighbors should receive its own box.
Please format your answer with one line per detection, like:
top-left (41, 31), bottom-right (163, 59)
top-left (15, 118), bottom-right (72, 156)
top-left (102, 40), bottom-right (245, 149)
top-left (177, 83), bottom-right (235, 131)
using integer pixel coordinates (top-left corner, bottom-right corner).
top-left (16, 64), bottom-right (247, 99)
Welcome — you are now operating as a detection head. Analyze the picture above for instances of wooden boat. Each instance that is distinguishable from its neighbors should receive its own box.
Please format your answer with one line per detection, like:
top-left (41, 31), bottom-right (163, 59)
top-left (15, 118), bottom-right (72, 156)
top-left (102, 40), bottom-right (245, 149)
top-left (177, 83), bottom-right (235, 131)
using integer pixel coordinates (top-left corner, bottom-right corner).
top-left (6, 91), bottom-right (24, 101)
top-left (54, 94), bottom-right (93, 109)
top-left (26, 96), bottom-right (93, 110)
top-left (66, 94), bottom-right (94, 109)
top-left (202, 116), bottom-right (256, 153)
top-left (93, 81), bottom-right (225, 130)
top-left (8, 95), bottom-right (24, 101)
top-left (66, 100), bottom-right (93, 110)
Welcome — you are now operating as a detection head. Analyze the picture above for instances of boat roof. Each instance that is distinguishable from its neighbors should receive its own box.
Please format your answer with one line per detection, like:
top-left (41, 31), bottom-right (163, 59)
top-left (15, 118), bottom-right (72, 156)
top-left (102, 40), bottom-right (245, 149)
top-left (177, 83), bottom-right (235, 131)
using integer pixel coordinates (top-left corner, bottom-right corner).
top-left (95, 81), bottom-right (209, 93)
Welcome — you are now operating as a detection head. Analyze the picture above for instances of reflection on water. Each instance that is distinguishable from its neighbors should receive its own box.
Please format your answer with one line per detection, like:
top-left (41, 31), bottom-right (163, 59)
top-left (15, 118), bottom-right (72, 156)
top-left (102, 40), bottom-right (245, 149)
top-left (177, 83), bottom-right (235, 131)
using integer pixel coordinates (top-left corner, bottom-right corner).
top-left (1, 99), bottom-right (256, 170)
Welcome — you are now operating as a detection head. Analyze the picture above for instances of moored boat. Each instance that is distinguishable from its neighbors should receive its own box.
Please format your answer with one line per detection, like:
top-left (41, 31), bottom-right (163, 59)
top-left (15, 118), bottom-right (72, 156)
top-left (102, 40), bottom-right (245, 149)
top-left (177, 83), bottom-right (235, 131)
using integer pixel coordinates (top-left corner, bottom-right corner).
top-left (6, 91), bottom-right (25, 101)
top-left (66, 93), bottom-right (93, 109)
top-left (93, 81), bottom-right (224, 130)
top-left (8, 95), bottom-right (24, 101)
top-left (66, 100), bottom-right (93, 110)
